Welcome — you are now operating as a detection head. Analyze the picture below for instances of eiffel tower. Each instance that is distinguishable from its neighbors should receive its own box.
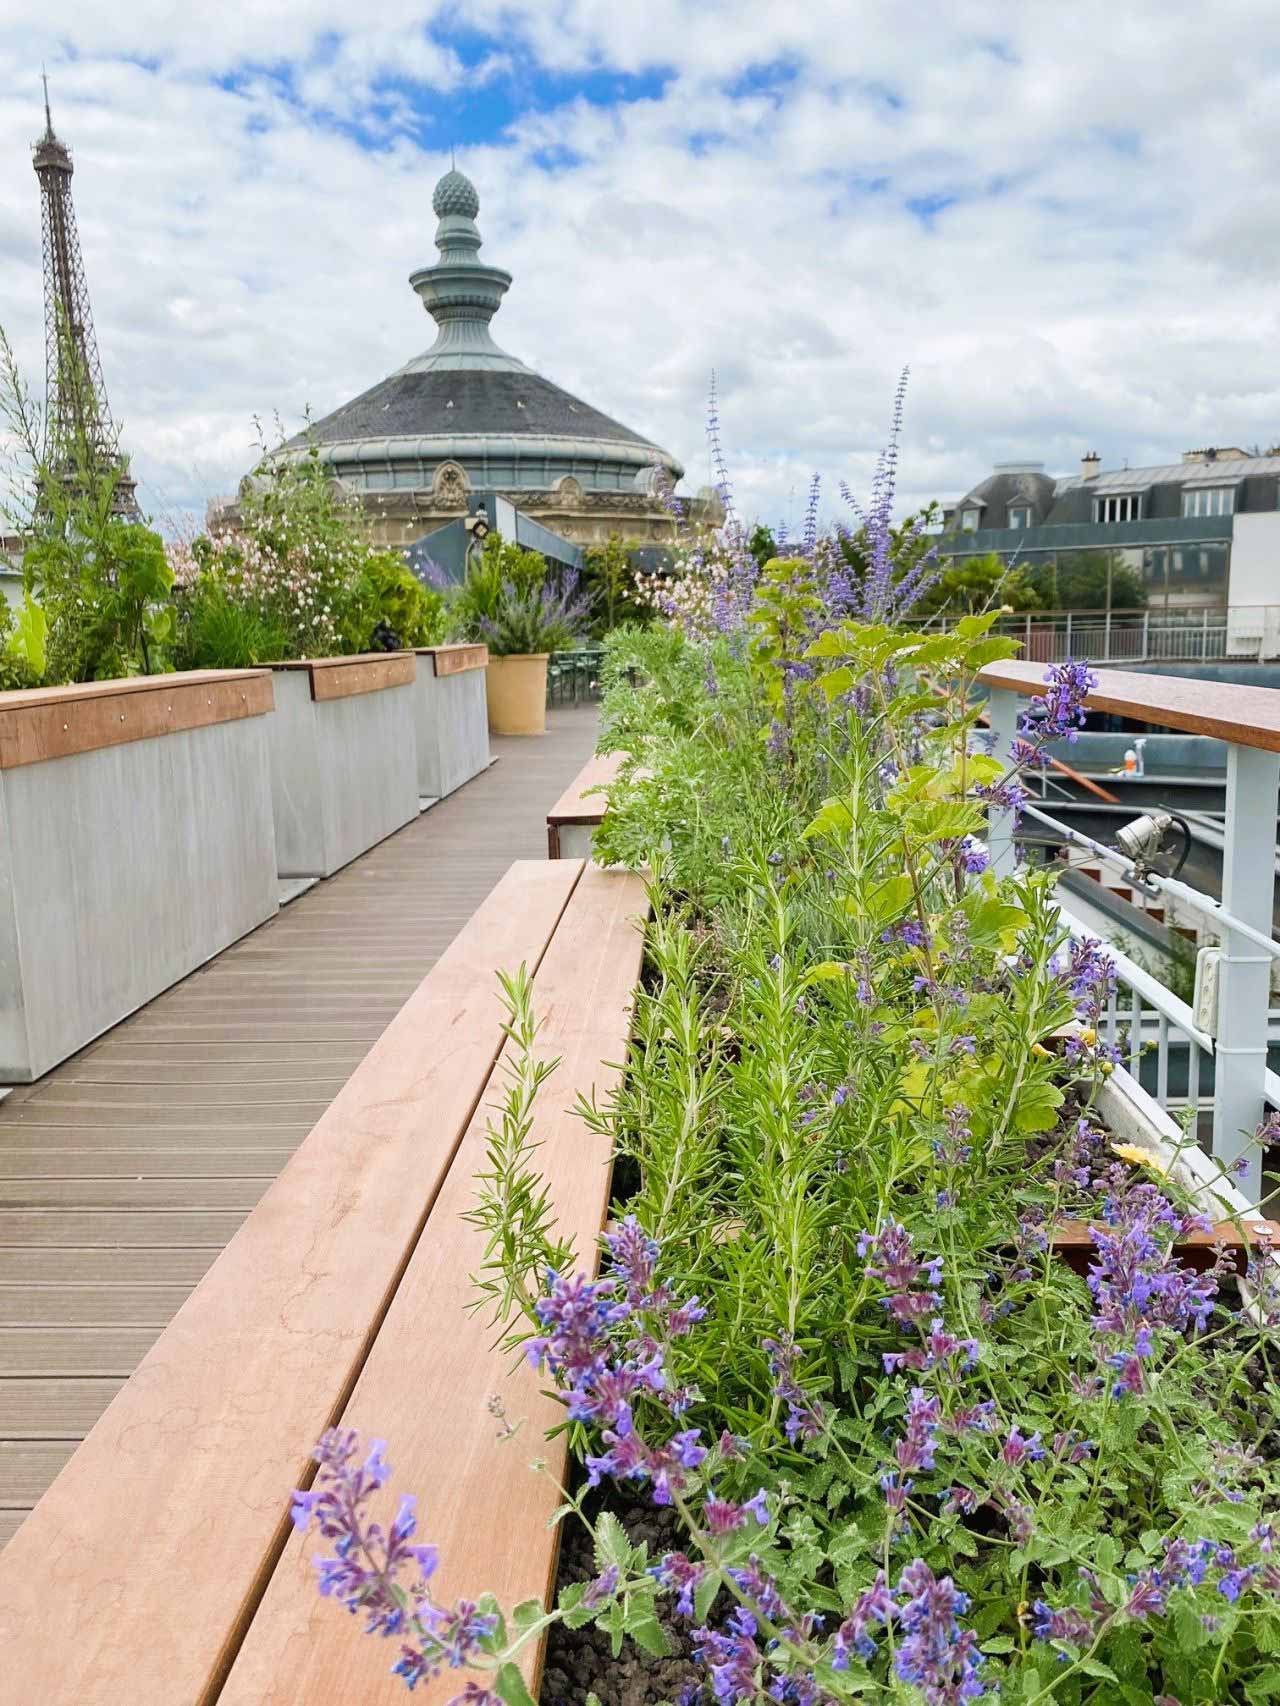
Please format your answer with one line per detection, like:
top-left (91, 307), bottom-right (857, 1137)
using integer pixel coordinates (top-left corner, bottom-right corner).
top-left (32, 75), bottom-right (140, 518)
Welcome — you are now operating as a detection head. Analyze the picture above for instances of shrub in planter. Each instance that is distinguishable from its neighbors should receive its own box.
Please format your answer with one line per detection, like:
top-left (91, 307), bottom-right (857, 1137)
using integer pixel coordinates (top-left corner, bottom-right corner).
top-left (291, 404), bottom-right (1280, 1705)
top-left (442, 535), bottom-right (589, 734)
top-left (174, 432), bottom-right (444, 668)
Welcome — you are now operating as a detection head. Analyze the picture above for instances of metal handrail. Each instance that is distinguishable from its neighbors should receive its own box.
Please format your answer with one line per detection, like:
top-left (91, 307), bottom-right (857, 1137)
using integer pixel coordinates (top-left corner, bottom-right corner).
top-left (1022, 802), bottom-right (1280, 963)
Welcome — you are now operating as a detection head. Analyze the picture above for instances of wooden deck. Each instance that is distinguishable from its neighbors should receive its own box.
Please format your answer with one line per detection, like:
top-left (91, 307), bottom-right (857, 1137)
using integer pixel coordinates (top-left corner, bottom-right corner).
top-left (0, 703), bottom-right (601, 1549)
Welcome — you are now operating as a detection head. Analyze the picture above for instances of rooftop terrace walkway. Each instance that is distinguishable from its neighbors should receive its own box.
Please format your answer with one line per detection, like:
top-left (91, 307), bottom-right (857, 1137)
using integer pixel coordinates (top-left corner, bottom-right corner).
top-left (0, 701), bottom-right (601, 1550)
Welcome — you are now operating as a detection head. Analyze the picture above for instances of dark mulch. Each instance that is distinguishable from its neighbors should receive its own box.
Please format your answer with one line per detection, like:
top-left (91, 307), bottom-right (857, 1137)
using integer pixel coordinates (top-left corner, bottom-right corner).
top-left (540, 1482), bottom-right (707, 1705)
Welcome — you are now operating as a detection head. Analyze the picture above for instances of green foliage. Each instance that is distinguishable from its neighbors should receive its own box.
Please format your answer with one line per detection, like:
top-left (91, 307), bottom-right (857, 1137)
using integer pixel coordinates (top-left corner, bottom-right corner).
top-left (0, 321), bottom-right (172, 683)
top-left (748, 522), bottom-right (779, 569)
top-left (178, 428), bottom-right (443, 668)
top-left (915, 549), bottom-right (1044, 616)
top-left (473, 579), bottom-right (1280, 1702)
top-left (337, 551), bottom-right (446, 653)
top-left (1027, 549), bottom-right (1147, 611)
top-left (173, 579), bottom-right (290, 670)
top-left (580, 534), bottom-right (649, 637)
top-left (23, 510), bottom-right (173, 683)
top-left (0, 594), bottom-right (46, 690)
top-left (445, 532), bottom-right (544, 642)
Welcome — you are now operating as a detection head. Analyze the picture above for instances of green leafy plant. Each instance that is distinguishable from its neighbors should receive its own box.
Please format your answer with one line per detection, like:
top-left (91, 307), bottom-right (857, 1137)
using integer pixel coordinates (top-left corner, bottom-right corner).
top-left (0, 324), bottom-right (172, 683)
top-left (338, 551), bottom-right (446, 652)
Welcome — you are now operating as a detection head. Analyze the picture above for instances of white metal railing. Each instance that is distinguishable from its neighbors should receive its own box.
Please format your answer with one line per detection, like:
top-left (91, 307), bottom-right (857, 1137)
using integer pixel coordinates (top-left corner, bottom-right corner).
top-left (936, 604), bottom-right (1280, 664)
top-left (983, 671), bottom-right (1280, 1202)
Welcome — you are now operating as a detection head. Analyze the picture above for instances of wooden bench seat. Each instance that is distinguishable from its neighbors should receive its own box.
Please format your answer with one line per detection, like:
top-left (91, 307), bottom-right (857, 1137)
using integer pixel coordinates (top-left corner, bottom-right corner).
top-left (220, 860), bottom-right (645, 1703)
top-left (546, 750), bottom-right (623, 858)
top-left (0, 857), bottom-right (645, 1704)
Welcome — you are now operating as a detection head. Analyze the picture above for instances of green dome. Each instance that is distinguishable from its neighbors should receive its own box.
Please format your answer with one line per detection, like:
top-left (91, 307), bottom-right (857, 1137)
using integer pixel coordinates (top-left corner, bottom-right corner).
top-left (432, 168), bottom-right (479, 221)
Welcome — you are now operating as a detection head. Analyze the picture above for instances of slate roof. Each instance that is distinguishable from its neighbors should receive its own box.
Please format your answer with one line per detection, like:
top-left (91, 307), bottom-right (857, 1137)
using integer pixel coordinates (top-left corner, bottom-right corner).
top-left (957, 467), bottom-right (1058, 525)
top-left (300, 367), bottom-right (663, 453)
top-left (955, 456), bottom-right (1280, 525)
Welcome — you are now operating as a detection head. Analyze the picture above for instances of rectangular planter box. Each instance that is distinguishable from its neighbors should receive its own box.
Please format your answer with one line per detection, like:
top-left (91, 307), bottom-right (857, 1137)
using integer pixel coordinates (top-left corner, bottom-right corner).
top-left (268, 654), bottom-right (419, 879)
top-left (0, 669), bottom-right (277, 1082)
top-left (413, 644), bottom-right (490, 801)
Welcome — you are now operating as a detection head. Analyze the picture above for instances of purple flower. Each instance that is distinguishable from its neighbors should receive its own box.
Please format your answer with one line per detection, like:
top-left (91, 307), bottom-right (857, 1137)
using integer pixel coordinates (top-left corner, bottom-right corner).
top-left (1000, 1426), bottom-right (1046, 1467)
top-left (1020, 659), bottom-right (1098, 744)
top-left (1030, 1599), bottom-right (1095, 1643)
top-left (894, 1560), bottom-right (989, 1703)
top-left (859, 1220), bottom-right (944, 1327)
top-left (292, 1428), bottom-right (499, 1690)
top-left (896, 1387), bottom-right (942, 1473)
top-left (693, 1605), bottom-right (761, 1705)
top-left (582, 1563), bottom-right (620, 1609)
top-left (833, 1572), bottom-right (895, 1666)
top-left (763, 1333), bottom-right (825, 1444)
top-left (652, 1551), bottom-right (707, 1618)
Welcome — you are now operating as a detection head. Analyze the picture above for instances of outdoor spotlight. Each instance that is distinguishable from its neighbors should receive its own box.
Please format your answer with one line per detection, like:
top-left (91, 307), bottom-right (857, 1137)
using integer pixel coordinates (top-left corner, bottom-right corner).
top-left (464, 514), bottom-right (490, 538)
top-left (1112, 811), bottom-right (1192, 884)
top-left (1115, 812), bottom-right (1172, 864)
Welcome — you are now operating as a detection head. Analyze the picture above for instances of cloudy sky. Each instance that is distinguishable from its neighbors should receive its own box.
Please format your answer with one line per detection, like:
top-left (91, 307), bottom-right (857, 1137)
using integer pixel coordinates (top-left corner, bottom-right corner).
top-left (1, 2), bottom-right (1279, 537)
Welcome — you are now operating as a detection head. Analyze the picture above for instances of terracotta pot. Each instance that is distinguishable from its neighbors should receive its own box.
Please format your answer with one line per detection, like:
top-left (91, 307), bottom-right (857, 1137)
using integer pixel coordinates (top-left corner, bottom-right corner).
top-left (485, 653), bottom-right (549, 735)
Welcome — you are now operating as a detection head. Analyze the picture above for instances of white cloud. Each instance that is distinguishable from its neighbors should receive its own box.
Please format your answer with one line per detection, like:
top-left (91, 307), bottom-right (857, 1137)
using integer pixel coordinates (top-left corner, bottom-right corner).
top-left (0, 2), bottom-right (1279, 540)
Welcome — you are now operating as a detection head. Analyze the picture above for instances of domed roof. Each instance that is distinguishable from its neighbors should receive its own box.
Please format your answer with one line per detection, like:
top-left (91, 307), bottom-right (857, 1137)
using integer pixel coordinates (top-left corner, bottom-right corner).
top-left (431, 168), bottom-right (479, 221)
top-left (283, 165), bottom-right (683, 490)
top-left (304, 367), bottom-right (663, 452)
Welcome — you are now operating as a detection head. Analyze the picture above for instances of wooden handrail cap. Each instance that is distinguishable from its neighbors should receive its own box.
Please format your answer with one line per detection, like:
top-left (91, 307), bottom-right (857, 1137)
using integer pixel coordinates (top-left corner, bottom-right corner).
top-left (977, 659), bottom-right (1280, 753)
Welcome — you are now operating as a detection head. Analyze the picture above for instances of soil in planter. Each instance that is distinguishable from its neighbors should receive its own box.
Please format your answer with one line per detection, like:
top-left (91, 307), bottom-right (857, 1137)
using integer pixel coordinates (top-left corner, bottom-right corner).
top-left (541, 1478), bottom-right (715, 1705)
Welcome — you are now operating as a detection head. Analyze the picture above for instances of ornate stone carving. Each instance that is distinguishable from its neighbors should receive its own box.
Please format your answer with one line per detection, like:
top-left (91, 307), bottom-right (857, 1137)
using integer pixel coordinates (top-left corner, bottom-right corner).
top-left (431, 461), bottom-right (470, 506)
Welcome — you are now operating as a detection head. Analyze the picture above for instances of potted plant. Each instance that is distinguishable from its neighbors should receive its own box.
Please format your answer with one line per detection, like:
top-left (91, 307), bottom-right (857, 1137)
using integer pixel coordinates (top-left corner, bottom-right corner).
top-left (481, 576), bottom-right (590, 734)
top-left (443, 541), bottom-right (588, 735)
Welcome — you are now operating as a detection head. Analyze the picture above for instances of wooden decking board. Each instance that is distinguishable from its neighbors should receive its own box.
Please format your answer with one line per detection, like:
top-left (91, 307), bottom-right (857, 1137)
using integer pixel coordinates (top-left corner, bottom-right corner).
top-left (0, 1149), bottom-right (292, 1179)
top-left (0, 1179), bottom-right (272, 1210)
top-left (0, 1378), bottom-right (123, 1437)
top-left (0, 1287), bottom-right (196, 1326)
top-left (0, 1125), bottom-right (317, 1149)
top-left (17, 1081), bottom-right (353, 1108)
top-left (0, 1249), bottom-right (217, 1286)
top-left (0, 1441), bottom-right (76, 1505)
top-left (0, 704), bottom-right (601, 1549)
top-left (0, 1327), bottom-right (161, 1376)
top-left (0, 1209), bottom-right (250, 1245)
top-left (0, 859), bottom-right (588, 1699)
top-left (6, 1103), bottom-right (338, 1128)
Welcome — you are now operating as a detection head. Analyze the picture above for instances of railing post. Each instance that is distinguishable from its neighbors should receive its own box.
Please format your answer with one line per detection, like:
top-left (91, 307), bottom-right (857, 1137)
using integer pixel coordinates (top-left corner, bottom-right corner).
top-left (1141, 609), bottom-right (1150, 659)
top-left (1212, 740), bottom-right (1280, 1200)
top-left (1104, 607), bottom-right (1112, 662)
top-left (986, 687), bottom-right (1021, 878)
top-left (1065, 611), bottom-right (1073, 657)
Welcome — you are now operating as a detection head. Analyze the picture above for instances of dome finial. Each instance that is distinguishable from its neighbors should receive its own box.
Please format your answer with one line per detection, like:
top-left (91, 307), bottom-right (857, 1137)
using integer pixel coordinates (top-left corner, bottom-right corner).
top-left (432, 163), bottom-right (479, 222)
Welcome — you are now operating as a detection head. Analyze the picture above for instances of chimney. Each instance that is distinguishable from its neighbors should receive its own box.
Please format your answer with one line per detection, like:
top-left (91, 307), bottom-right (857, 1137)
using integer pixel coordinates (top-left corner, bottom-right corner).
top-left (1080, 451), bottom-right (1100, 480)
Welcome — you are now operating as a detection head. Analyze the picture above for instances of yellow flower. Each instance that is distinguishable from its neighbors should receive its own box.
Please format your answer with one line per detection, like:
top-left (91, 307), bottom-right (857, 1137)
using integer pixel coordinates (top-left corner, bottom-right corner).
top-left (1031, 1042), bottom-right (1052, 1059)
top-left (1110, 1142), bottom-right (1169, 1175)
top-left (1078, 1027), bottom-right (1097, 1046)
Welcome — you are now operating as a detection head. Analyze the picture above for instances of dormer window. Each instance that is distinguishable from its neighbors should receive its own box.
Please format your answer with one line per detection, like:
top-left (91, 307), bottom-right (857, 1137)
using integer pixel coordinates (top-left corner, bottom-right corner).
top-left (1182, 485), bottom-right (1235, 517)
top-left (960, 507), bottom-right (981, 532)
top-left (1095, 493), bottom-right (1142, 523)
top-left (1007, 504), bottom-right (1032, 530)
